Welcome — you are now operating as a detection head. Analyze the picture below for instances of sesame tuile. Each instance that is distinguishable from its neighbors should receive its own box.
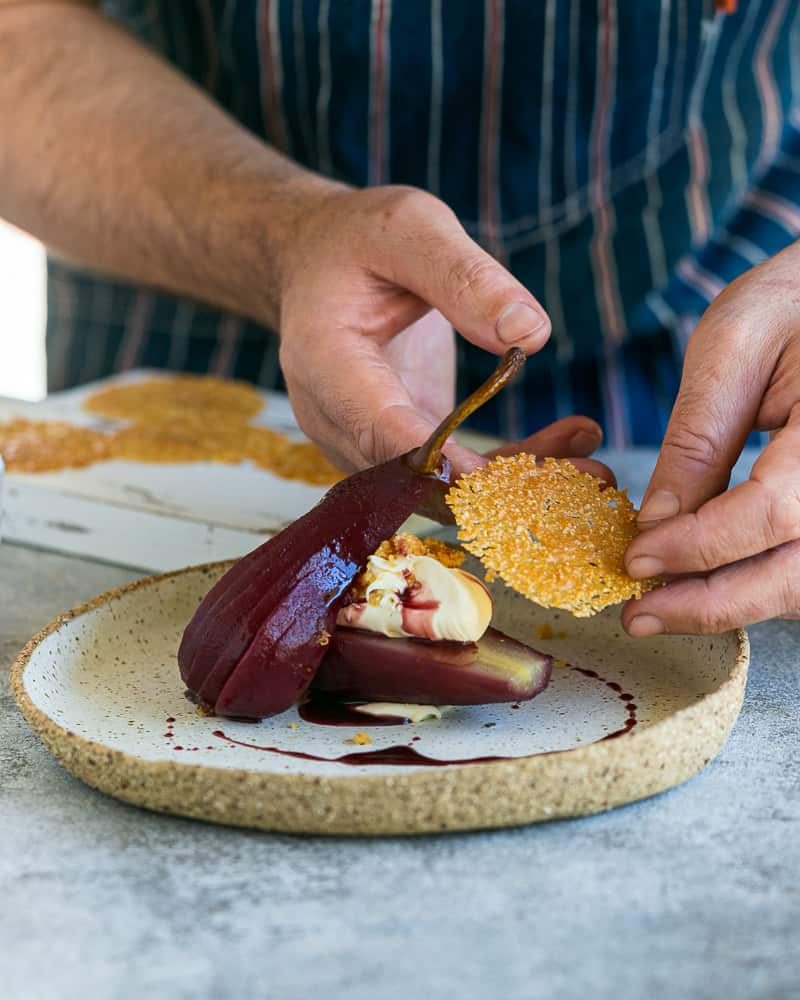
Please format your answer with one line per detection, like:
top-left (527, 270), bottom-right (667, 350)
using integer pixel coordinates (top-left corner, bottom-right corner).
top-left (0, 375), bottom-right (342, 486)
top-left (83, 374), bottom-right (264, 423)
top-left (445, 454), bottom-right (660, 617)
top-left (0, 418), bottom-right (112, 472)
top-left (88, 377), bottom-right (342, 485)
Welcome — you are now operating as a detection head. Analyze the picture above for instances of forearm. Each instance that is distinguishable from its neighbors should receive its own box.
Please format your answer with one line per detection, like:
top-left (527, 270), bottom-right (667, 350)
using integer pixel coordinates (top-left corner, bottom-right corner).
top-left (0, 2), bottom-right (341, 328)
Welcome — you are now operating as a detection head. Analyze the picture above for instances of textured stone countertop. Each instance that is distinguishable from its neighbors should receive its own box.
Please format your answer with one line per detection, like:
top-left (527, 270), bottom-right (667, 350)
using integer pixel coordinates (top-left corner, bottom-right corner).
top-left (1, 450), bottom-right (798, 1000)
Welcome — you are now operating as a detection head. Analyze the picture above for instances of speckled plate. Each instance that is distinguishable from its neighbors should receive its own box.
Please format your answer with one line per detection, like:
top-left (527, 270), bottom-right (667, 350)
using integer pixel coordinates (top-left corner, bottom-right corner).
top-left (11, 560), bottom-right (748, 835)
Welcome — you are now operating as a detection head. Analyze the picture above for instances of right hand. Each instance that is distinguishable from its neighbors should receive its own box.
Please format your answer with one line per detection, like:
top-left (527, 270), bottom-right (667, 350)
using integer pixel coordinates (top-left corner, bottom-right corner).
top-left (278, 184), bottom-right (562, 474)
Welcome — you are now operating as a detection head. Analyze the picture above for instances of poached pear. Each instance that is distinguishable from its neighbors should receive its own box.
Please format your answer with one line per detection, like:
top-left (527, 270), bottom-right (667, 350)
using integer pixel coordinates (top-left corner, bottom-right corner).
top-left (313, 627), bottom-right (553, 706)
top-left (179, 349), bottom-right (525, 719)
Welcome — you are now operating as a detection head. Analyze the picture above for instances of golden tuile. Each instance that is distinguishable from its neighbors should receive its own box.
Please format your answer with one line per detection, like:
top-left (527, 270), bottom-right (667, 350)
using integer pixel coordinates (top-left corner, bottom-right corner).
top-left (88, 376), bottom-right (342, 486)
top-left (83, 374), bottom-right (264, 423)
top-left (108, 418), bottom-right (247, 464)
top-left (244, 428), bottom-right (342, 486)
top-left (445, 454), bottom-right (659, 617)
top-left (0, 419), bottom-right (111, 472)
top-left (109, 419), bottom-right (341, 486)
top-left (6, 376), bottom-right (342, 486)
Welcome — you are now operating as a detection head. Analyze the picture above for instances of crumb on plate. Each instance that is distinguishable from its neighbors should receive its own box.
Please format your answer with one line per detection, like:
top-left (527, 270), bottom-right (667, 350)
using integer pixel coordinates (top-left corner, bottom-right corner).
top-left (347, 732), bottom-right (373, 746)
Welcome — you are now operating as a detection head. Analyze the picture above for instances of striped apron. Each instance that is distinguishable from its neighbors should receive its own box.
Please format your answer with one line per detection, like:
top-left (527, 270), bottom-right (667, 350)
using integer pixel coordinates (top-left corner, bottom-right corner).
top-left (47, 0), bottom-right (800, 445)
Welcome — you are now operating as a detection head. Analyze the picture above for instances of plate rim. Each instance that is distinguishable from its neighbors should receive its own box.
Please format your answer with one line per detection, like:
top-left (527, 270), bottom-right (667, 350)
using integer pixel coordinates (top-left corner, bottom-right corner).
top-left (10, 560), bottom-right (750, 836)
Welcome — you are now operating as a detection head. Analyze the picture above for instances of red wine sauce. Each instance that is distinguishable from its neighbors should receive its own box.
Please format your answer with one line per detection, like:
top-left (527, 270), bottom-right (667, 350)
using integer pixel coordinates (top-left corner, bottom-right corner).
top-left (571, 667), bottom-right (638, 740)
top-left (171, 664), bottom-right (638, 765)
top-left (211, 729), bottom-right (506, 767)
top-left (298, 696), bottom-right (408, 727)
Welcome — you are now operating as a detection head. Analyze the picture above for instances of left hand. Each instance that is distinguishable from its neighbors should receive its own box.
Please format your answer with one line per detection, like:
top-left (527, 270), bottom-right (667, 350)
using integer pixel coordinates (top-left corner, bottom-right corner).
top-left (622, 241), bottom-right (800, 636)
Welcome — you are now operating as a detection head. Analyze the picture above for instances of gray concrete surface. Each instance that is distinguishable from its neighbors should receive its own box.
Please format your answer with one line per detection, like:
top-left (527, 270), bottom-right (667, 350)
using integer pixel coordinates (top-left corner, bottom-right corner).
top-left (2, 449), bottom-right (798, 1000)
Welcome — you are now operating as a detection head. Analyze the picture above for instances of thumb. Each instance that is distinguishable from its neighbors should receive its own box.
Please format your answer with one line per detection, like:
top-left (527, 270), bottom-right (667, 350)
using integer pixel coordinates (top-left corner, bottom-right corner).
top-left (639, 312), bottom-right (766, 526)
top-left (378, 192), bottom-right (551, 356)
top-left (297, 332), bottom-right (484, 472)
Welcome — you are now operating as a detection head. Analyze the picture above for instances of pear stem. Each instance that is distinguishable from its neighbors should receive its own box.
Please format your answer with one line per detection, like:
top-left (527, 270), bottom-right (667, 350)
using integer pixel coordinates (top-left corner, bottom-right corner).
top-left (411, 347), bottom-right (526, 475)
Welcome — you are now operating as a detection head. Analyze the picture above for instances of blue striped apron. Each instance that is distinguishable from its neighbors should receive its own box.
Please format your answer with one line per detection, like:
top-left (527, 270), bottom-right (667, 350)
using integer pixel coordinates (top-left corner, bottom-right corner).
top-left (47, 0), bottom-right (800, 445)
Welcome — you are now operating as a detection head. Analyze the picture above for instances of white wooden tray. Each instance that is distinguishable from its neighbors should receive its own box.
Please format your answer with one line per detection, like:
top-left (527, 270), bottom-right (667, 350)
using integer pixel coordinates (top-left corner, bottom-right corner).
top-left (0, 371), bottom-right (330, 570)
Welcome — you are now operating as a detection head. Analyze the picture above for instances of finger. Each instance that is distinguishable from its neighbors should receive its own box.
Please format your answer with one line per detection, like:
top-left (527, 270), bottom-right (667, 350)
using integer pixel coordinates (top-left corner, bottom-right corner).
top-left (383, 310), bottom-right (456, 424)
top-left (288, 382), bottom-right (364, 473)
top-left (291, 326), bottom-right (483, 471)
top-left (485, 418), bottom-right (615, 485)
top-left (570, 458), bottom-right (617, 486)
top-left (622, 538), bottom-right (800, 636)
top-left (376, 191), bottom-right (551, 355)
top-left (487, 416), bottom-right (603, 460)
top-left (300, 378), bottom-right (614, 486)
top-left (626, 403), bottom-right (800, 578)
top-left (374, 407), bottom-right (484, 471)
top-left (294, 379), bottom-right (482, 476)
top-left (638, 291), bottom-right (777, 526)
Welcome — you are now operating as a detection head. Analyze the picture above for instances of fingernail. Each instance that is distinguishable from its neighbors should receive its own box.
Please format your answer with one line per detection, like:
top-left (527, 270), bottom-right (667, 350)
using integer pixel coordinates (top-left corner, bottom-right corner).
top-left (496, 302), bottom-right (549, 347)
top-left (638, 489), bottom-right (680, 524)
top-left (627, 555), bottom-right (664, 579)
top-left (568, 428), bottom-right (601, 454)
top-left (627, 614), bottom-right (665, 637)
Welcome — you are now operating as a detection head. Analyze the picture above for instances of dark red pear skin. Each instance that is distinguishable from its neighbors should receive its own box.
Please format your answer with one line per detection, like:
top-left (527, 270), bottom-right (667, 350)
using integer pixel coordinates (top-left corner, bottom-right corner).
top-left (178, 454), bottom-right (449, 719)
top-left (312, 627), bottom-right (553, 706)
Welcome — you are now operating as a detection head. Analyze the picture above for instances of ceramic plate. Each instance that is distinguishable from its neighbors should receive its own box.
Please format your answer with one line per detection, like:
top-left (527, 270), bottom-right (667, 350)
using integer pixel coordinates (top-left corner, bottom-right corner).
top-left (11, 560), bottom-right (748, 835)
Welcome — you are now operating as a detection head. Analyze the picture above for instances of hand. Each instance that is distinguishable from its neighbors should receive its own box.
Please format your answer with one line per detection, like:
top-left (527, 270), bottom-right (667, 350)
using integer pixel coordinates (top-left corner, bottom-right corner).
top-left (278, 184), bottom-right (558, 473)
top-left (622, 241), bottom-right (800, 636)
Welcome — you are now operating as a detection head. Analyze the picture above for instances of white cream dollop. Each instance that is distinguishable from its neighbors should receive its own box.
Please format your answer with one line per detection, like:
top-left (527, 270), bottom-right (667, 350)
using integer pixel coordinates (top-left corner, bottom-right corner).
top-left (336, 553), bottom-right (492, 642)
top-left (353, 703), bottom-right (445, 723)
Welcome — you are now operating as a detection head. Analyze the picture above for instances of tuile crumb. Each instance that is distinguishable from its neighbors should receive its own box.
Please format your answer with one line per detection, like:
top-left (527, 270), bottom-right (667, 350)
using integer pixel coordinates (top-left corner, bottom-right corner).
top-left (351, 533), bottom-right (466, 597)
top-left (372, 533), bottom-right (465, 568)
top-left (347, 732), bottom-right (372, 746)
top-left (288, 722), bottom-right (298, 730)
top-left (445, 455), bottom-right (660, 617)
top-left (535, 623), bottom-right (554, 640)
